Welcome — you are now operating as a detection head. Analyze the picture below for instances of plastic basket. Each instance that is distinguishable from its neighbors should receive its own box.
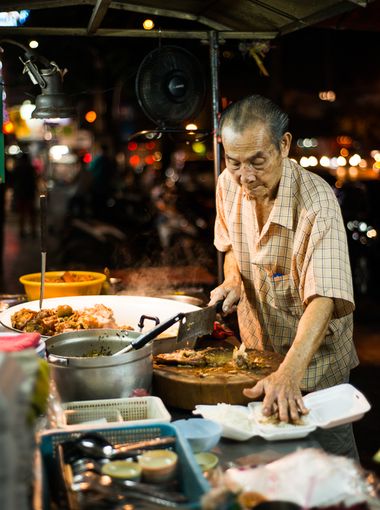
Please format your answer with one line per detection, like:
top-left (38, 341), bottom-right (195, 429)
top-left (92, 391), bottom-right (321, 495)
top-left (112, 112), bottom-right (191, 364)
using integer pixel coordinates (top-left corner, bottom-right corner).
top-left (57, 396), bottom-right (171, 429)
top-left (38, 422), bottom-right (210, 509)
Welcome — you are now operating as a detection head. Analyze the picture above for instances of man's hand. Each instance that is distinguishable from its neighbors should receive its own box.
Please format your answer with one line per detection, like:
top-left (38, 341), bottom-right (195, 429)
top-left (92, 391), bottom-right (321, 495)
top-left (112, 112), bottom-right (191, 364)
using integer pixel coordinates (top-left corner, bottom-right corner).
top-left (209, 280), bottom-right (241, 315)
top-left (209, 249), bottom-right (242, 314)
top-left (243, 369), bottom-right (308, 423)
top-left (243, 296), bottom-right (334, 423)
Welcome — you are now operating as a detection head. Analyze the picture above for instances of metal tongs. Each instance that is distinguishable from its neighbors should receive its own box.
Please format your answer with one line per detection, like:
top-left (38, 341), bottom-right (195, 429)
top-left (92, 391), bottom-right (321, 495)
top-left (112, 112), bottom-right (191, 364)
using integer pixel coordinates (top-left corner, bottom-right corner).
top-left (39, 194), bottom-right (47, 310)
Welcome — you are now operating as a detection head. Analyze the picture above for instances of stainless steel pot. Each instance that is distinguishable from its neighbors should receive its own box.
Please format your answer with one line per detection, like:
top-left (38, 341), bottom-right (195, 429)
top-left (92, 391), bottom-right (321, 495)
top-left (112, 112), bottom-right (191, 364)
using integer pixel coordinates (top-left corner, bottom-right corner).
top-left (46, 329), bottom-right (152, 402)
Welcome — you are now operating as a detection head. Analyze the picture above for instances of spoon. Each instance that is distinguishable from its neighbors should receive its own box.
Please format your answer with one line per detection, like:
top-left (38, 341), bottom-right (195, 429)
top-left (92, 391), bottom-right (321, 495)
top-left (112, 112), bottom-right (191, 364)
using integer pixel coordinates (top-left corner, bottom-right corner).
top-left (70, 457), bottom-right (108, 475)
top-left (74, 432), bottom-right (176, 460)
top-left (72, 471), bottom-right (188, 507)
top-left (70, 458), bottom-right (182, 492)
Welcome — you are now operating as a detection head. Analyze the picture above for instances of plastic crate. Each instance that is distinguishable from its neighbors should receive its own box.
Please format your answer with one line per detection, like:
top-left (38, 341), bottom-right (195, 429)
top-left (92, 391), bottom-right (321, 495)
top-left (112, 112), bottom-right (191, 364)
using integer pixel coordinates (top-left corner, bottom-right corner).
top-left (57, 396), bottom-right (171, 429)
top-left (38, 422), bottom-right (210, 509)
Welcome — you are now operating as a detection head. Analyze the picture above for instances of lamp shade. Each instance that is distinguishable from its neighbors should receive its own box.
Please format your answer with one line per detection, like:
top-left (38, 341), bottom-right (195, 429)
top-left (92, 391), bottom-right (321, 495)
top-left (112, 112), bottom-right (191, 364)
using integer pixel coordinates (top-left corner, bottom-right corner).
top-left (31, 67), bottom-right (75, 119)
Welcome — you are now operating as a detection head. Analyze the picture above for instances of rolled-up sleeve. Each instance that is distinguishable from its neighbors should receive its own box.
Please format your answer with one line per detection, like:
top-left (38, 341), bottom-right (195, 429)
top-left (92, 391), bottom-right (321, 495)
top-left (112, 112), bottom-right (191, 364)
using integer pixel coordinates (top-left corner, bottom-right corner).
top-left (302, 215), bottom-right (355, 318)
top-left (214, 177), bottom-right (232, 253)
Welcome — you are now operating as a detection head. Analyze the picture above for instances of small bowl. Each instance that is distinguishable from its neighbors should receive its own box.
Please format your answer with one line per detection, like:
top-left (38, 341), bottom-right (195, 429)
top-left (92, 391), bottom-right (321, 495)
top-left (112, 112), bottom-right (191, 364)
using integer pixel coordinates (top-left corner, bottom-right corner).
top-left (101, 460), bottom-right (142, 481)
top-left (19, 271), bottom-right (107, 300)
top-left (137, 449), bottom-right (178, 483)
top-left (194, 452), bottom-right (219, 472)
top-left (173, 418), bottom-right (222, 453)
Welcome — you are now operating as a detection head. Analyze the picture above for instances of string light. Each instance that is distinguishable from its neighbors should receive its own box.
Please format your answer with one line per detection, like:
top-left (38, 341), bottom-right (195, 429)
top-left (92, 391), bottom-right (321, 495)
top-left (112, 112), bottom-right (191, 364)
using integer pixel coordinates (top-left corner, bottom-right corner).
top-left (143, 19), bottom-right (154, 30)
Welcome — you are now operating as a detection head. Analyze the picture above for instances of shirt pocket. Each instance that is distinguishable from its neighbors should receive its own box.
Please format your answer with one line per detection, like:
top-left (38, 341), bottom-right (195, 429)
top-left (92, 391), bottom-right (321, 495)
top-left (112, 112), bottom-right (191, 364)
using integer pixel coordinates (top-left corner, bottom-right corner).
top-left (271, 274), bottom-right (304, 316)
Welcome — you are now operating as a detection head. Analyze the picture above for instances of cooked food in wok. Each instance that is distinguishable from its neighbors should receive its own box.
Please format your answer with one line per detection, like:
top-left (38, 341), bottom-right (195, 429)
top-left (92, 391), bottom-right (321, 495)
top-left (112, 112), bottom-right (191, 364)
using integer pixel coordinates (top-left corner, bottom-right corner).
top-left (11, 304), bottom-right (133, 336)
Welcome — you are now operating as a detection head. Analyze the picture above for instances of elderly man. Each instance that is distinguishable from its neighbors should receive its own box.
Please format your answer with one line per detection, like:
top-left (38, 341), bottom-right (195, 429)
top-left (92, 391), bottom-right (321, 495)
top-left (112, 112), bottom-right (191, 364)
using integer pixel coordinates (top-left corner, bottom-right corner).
top-left (209, 94), bottom-right (359, 458)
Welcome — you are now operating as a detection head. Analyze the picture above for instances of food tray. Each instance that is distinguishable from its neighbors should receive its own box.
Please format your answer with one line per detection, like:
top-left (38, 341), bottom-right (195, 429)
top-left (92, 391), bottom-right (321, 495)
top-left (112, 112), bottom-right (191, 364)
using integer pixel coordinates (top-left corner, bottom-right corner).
top-left (38, 422), bottom-right (210, 509)
top-left (56, 396), bottom-right (171, 429)
top-left (195, 384), bottom-right (371, 442)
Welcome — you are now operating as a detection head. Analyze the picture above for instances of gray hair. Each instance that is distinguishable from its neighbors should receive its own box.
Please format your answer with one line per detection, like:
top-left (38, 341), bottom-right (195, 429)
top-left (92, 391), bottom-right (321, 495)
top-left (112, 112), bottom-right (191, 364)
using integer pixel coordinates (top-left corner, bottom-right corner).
top-left (219, 95), bottom-right (289, 150)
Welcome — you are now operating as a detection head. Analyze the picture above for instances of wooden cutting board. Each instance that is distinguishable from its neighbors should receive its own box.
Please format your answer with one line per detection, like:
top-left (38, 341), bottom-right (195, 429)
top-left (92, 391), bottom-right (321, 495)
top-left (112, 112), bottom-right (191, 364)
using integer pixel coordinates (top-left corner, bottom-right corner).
top-left (152, 348), bottom-right (283, 410)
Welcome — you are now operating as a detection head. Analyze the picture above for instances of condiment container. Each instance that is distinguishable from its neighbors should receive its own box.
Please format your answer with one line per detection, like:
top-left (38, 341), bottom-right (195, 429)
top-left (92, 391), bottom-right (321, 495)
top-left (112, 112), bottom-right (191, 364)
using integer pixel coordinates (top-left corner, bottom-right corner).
top-left (138, 449), bottom-right (178, 483)
top-left (101, 460), bottom-right (142, 481)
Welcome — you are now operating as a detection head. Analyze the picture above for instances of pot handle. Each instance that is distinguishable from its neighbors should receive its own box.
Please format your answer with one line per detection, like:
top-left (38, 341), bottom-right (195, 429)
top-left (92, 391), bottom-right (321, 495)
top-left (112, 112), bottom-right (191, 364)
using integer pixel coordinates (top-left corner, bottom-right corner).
top-left (47, 354), bottom-right (69, 366)
top-left (138, 315), bottom-right (160, 332)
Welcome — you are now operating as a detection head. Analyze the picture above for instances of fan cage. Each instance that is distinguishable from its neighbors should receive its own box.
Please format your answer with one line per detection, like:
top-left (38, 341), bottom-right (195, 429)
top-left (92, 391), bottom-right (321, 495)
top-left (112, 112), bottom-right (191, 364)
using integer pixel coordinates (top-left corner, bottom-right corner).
top-left (136, 45), bottom-right (207, 127)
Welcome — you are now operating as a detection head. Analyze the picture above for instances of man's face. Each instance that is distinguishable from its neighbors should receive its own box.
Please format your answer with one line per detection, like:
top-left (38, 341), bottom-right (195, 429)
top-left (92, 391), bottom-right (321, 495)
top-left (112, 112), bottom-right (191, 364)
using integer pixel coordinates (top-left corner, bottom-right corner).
top-left (222, 122), bottom-right (290, 200)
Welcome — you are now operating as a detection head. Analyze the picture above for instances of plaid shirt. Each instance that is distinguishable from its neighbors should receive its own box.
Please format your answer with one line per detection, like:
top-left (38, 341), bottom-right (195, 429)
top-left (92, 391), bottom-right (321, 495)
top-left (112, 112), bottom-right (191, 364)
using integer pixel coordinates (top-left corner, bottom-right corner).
top-left (214, 158), bottom-right (359, 391)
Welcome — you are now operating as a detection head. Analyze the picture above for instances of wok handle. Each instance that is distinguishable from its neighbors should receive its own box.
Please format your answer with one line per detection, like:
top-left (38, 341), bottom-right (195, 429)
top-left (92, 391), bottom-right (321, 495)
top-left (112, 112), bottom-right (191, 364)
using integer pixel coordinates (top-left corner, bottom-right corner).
top-left (112, 313), bottom-right (186, 356)
top-left (138, 314), bottom-right (160, 331)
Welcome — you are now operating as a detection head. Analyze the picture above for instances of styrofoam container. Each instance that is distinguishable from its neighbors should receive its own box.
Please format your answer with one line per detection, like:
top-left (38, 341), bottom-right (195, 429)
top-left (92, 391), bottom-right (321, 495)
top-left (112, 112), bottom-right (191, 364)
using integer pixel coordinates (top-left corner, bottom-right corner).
top-left (249, 383), bottom-right (371, 440)
top-left (56, 396), bottom-right (171, 430)
top-left (303, 383), bottom-right (371, 429)
top-left (195, 384), bottom-right (371, 442)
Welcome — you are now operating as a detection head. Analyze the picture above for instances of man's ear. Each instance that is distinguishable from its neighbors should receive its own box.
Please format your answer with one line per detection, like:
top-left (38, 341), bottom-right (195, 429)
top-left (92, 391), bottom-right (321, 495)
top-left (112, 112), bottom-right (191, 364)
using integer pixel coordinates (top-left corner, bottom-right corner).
top-left (281, 132), bottom-right (292, 157)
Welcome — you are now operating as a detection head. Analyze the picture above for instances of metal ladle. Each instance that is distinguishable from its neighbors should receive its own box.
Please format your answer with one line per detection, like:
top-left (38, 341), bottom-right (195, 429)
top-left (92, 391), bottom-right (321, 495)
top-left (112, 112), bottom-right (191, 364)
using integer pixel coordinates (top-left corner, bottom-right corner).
top-left (74, 433), bottom-right (175, 460)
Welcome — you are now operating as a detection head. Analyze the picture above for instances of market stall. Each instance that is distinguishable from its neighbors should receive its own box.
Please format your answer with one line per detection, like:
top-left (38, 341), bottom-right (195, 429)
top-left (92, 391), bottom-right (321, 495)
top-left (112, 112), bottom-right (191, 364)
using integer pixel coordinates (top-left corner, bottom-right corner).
top-left (0, 2), bottom-right (379, 509)
top-left (0, 289), bottom-right (377, 509)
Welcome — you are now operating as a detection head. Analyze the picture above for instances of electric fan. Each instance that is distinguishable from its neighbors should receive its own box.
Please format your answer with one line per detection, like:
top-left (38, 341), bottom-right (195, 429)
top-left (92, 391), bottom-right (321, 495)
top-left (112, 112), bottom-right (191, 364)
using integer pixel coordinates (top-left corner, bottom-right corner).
top-left (135, 45), bottom-right (207, 128)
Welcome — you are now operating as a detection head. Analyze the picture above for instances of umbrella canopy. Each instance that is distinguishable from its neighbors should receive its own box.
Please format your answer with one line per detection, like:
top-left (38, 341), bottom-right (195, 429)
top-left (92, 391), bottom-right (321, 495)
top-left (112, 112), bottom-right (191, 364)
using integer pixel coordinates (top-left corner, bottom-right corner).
top-left (0, 1), bottom-right (373, 39)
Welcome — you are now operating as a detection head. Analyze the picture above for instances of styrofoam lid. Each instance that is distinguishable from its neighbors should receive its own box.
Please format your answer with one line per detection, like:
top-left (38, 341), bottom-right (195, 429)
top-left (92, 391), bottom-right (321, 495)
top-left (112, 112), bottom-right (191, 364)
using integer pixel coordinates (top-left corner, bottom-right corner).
top-left (248, 384), bottom-right (371, 440)
top-left (303, 383), bottom-right (371, 429)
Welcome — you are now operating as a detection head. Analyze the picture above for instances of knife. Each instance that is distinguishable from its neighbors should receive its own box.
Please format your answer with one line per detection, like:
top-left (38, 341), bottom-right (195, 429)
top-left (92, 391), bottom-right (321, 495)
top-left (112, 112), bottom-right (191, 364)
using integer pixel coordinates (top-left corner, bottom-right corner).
top-left (175, 299), bottom-right (224, 349)
top-left (111, 300), bottom-right (224, 356)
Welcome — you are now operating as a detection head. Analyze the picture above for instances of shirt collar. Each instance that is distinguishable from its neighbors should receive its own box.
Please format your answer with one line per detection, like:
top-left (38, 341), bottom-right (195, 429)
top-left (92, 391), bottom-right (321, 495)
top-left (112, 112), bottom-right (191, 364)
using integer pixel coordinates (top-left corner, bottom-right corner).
top-left (270, 158), bottom-right (294, 230)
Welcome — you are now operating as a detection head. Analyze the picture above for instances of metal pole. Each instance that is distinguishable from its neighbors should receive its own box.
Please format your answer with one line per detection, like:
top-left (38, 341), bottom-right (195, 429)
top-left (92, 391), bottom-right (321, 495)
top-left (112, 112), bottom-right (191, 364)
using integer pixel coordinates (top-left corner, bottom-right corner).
top-left (209, 30), bottom-right (224, 285)
top-left (0, 81), bottom-right (4, 183)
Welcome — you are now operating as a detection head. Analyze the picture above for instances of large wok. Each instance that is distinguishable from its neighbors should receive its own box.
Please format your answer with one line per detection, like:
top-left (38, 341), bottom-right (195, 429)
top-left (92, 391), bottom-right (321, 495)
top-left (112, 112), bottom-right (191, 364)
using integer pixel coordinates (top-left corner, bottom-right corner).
top-left (0, 294), bottom-right (201, 337)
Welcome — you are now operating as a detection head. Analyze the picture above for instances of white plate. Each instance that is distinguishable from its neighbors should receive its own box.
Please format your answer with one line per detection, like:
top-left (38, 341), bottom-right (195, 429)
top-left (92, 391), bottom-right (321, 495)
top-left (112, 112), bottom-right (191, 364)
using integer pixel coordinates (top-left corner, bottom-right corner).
top-left (0, 295), bottom-right (201, 337)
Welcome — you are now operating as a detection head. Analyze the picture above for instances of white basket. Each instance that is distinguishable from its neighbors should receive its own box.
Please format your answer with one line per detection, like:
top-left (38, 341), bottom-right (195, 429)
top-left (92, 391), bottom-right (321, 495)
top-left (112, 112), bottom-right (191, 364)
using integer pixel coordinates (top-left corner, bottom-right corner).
top-left (57, 396), bottom-right (171, 430)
